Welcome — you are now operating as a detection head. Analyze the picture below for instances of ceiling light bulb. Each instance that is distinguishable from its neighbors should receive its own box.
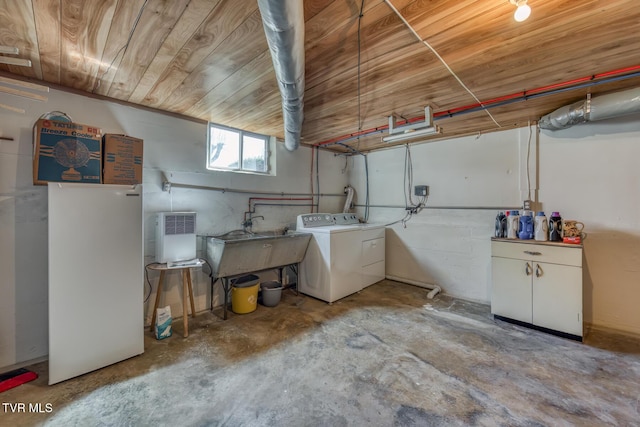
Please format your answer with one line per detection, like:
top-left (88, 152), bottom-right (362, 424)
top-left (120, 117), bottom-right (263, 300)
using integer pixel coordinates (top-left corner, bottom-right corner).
top-left (513, 1), bottom-right (531, 22)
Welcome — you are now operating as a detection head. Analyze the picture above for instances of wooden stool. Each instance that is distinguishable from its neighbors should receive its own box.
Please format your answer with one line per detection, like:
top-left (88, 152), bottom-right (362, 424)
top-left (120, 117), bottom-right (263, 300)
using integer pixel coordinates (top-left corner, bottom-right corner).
top-left (148, 265), bottom-right (197, 337)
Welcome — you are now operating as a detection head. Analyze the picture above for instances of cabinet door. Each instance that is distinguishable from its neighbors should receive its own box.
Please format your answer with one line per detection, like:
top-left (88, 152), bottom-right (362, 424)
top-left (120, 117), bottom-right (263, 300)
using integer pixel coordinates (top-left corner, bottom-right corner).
top-left (532, 262), bottom-right (583, 336)
top-left (491, 257), bottom-right (532, 324)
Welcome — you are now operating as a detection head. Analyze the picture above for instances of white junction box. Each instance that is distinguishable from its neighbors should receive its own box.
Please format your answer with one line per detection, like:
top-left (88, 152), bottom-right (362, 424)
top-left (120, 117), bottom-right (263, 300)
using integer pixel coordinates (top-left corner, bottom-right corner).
top-left (155, 212), bottom-right (197, 263)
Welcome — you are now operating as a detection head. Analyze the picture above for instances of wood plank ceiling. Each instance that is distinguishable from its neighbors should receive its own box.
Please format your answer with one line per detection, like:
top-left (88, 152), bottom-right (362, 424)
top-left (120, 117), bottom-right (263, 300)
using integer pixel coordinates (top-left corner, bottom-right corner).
top-left (1, 0), bottom-right (639, 153)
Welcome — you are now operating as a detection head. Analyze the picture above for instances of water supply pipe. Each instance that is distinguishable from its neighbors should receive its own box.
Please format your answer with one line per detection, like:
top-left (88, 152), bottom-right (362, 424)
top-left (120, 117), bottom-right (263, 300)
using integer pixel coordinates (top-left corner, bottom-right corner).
top-left (386, 274), bottom-right (442, 299)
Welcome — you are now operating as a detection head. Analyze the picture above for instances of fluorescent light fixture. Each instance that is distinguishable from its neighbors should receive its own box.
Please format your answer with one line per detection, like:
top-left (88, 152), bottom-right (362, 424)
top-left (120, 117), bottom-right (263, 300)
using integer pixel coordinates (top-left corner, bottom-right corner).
top-left (510, 0), bottom-right (531, 22)
top-left (0, 45), bottom-right (32, 67)
top-left (0, 46), bottom-right (19, 54)
top-left (0, 56), bottom-right (32, 67)
top-left (383, 105), bottom-right (441, 143)
top-left (382, 126), bottom-right (440, 143)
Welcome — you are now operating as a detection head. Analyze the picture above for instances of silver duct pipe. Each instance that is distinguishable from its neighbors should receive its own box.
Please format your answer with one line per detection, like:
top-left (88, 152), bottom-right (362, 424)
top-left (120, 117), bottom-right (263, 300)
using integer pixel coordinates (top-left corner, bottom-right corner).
top-left (539, 87), bottom-right (640, 130)
top-left (257, 0), bottom-right (305, 151)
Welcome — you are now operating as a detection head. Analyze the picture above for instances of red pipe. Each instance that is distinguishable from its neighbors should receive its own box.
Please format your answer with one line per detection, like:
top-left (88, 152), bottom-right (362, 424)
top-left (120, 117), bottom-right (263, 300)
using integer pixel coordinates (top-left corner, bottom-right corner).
top-left (314, 64), bottom-right (640, 147)
top-left (437, 65), bottom-right (640, 116)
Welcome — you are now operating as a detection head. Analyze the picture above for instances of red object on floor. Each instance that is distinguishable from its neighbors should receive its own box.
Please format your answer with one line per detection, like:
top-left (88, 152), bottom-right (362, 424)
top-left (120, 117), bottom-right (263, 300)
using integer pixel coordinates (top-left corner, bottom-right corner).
top-left (0, 368), bottom-right (38, 393)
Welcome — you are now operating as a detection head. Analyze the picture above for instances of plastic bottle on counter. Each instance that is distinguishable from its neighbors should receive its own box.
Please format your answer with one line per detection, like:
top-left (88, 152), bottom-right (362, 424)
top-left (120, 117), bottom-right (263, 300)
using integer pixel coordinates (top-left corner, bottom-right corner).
top-left (507, 210), bottom-right (520, 239)
top-left (519, 210), bottom-right (534, 240)
top-left (495, 211), bottom-right (507, 238)
top-left (534, 211), bottom-right (548, 241)
top-left (549, 211), bottom-right (563, 241)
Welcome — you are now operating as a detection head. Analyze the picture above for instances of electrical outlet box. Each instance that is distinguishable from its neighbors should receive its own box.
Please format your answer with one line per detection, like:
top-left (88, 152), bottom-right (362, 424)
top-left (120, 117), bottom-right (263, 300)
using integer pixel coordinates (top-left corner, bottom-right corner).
top-left (523, 199), bottom-right (532, 210)
top-left (415, 185), bottom-right (429, 197)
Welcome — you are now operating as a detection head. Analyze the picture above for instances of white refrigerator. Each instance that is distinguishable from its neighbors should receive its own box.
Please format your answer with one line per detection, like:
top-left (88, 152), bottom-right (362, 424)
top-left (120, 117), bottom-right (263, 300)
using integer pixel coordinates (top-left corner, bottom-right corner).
top-left (48, 182), bottom-right (144, 385)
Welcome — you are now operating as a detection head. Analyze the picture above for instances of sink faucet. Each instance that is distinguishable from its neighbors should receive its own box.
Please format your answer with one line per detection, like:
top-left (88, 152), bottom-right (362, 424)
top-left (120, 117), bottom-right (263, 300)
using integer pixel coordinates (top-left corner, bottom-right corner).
top-left (242, 215), bottom-right (264, 232)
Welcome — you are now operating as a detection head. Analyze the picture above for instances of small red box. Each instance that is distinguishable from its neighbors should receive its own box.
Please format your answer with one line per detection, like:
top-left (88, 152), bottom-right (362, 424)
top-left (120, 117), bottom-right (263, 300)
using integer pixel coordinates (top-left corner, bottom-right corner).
top-left (562, 236), bottom-right (581, 244)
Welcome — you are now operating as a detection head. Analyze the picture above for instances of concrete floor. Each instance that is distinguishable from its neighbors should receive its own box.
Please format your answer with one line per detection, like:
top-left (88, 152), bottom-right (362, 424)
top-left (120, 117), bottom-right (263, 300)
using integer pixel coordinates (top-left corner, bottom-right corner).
top-left (3, 280), bottom-right (640, 426)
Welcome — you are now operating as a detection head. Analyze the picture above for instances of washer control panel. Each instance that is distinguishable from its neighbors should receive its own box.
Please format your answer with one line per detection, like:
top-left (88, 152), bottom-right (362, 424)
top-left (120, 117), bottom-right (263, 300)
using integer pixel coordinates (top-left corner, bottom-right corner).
top-left (298, 213), bottom-right (335, 228)
top-left (297, 213), bottom-right (361, 228)
top-left (333, 213), bottom-right (359, 225)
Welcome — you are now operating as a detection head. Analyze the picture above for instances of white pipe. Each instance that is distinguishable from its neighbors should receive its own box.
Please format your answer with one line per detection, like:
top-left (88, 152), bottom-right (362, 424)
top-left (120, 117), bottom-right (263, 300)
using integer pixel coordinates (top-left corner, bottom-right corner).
top-left (386, 274), bottom-right (442, 299)
top-left (343, 185), bottom-right (355, 213)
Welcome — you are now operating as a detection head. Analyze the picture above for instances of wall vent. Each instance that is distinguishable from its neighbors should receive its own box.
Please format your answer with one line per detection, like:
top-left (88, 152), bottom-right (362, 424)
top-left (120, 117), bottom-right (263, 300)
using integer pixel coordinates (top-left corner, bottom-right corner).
top-left (164, 213), bottom-right (195, 235)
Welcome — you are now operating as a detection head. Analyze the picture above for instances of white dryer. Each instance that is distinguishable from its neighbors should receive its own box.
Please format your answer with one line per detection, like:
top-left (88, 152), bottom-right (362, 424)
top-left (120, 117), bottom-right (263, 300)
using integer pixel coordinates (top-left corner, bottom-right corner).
top-left (332, 213), bottom-right (386, 289)
top-left (297, 213), bottom-right (386, 303)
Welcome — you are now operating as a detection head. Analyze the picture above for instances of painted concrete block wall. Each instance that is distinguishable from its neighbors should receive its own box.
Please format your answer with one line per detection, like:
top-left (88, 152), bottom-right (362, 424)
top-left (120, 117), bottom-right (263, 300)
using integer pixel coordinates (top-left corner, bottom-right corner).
top-left (349, 130), bottom-right (522, 303)
top-left (0, 88), bottom-right (348, 370)
top-left (351, 117), bottom-right (640, 335)
top-left (537, 113), bottom-right (640, 335)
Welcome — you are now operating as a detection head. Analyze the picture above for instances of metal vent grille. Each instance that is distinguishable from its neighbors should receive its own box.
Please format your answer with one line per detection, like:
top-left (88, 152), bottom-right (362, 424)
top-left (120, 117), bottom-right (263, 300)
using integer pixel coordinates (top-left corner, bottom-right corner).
top-left (164, 213), bottom-right (196, 235)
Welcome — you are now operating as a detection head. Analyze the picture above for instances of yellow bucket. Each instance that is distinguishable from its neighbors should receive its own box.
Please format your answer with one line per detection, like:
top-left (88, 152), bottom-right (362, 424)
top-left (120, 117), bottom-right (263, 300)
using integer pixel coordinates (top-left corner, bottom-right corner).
top-left (231, 275), bottom-right (259, 314)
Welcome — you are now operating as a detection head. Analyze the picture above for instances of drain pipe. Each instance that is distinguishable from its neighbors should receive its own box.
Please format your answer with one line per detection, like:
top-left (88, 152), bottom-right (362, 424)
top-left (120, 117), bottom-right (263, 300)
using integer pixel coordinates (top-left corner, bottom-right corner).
top-left (540, 87), bottom-right (640, 130)
top-left (386, 274), bottom-right (442, 299)
top-left (257, 0), bottom-right (305, 151)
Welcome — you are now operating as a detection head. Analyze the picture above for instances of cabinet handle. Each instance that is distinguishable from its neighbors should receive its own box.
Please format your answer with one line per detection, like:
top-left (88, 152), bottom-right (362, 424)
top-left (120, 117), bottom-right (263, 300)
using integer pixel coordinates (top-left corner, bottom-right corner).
top-left (525, 262), bottom-right (532, 276)
top-left (524, 251), bottom-right (542, 256)
top-left (536, 264), bottom-right (543, 278)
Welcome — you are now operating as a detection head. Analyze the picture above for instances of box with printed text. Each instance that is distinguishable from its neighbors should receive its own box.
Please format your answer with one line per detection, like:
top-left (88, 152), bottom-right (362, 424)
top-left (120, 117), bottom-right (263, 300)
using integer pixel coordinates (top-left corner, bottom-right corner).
top-left (33, 119), bottom-right (102, 185)
top-left (102, 134), bottom-right (143, 185)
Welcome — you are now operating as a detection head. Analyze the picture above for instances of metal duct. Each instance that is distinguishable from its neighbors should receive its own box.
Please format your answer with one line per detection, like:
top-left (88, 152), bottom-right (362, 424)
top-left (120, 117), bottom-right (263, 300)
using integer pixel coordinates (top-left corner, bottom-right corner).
top-left (539, 87), bottom-right (640, 130)
top-left (257, 0), bottom-right (305, 151)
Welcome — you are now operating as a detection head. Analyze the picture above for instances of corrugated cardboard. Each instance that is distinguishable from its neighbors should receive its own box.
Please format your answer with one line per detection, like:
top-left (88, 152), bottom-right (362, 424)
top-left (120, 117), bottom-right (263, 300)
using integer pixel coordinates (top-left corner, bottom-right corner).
top-left (33, 119), bottom-right (102, 185)
top-left (102, 134), bottom-right (143, 185)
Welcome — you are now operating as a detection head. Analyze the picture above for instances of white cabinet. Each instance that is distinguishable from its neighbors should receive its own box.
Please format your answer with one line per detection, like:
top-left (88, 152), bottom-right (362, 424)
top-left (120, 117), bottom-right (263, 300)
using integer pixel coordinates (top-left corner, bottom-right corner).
top-left (491, 239), bottom-right (583, 339)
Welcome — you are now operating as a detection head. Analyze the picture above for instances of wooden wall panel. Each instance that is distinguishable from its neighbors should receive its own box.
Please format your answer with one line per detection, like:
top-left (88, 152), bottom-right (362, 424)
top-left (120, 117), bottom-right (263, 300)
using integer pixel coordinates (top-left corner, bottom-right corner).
top-left (127, 0), bottom-right (221, 104)
top-left (141, 0), bottom-right (257, 108)
top-left (305, 0), bottom-right (383, 46)
top-left (187, 49), bottom-right (274, 121)
top-left (32, 0), bottom-right (61, 83)
top-left (92, 0), bottom-right (148, 96)
top-left (304, 0), bottom-right (336, 21)
top-left (59, 0), bottom-right (117, 89)
top-left (306, 1), bottom-right (413, 89)
top-left (106, 0), bottom-right (190, 100)
top-left (214, 76), bottom-right (282, 126)
top-left (0, 0), bottom-right (42, 79)
top-left (158, 9), bottom-right (267, 114)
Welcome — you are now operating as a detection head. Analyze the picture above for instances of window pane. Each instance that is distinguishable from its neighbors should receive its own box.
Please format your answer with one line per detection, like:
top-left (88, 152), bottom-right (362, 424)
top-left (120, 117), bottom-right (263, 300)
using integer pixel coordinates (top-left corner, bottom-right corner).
top-left (242, 135), bottom-right (267, 172)
top-left (209, 127), bottom-right (240, 169)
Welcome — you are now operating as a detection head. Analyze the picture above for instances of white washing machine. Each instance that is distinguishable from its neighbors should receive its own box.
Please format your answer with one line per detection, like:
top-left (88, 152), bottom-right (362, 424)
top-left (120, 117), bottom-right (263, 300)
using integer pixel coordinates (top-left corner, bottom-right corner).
top-left (297, 213), bottom-right (386, 303)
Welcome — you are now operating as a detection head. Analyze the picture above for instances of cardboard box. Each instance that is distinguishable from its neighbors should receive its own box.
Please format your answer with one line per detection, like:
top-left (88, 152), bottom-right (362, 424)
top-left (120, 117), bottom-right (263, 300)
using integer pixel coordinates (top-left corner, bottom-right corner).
top-left (102, 134), bottom-right (143, 185)
top-left (33, 119), bottom-right (102, 185)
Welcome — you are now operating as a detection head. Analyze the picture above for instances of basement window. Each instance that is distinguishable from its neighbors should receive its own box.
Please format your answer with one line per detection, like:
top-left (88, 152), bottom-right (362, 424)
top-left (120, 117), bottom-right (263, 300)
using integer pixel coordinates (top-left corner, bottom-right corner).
top-left (206, 123), bottom-right (271, 174)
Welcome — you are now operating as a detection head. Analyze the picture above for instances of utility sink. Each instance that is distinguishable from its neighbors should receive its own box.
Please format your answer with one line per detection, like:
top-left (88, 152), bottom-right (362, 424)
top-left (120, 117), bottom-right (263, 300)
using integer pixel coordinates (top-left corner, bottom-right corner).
top-left (205, 229), bottom-right (312, 279)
